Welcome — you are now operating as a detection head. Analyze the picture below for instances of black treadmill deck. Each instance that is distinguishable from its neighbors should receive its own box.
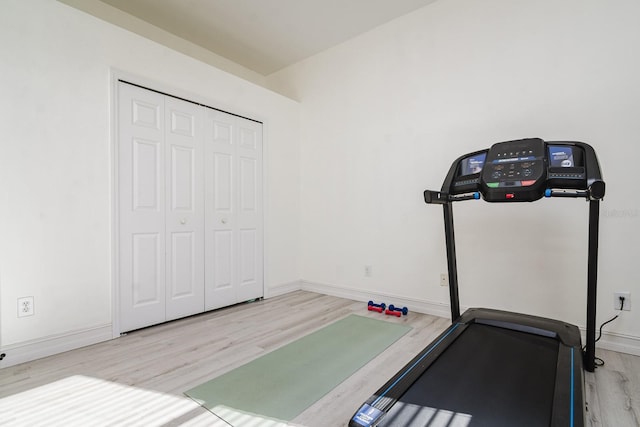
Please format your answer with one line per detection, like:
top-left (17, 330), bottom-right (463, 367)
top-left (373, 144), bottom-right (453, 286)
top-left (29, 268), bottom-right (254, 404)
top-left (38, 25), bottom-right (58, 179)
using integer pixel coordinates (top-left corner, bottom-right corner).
top-left (350, 308), bottom-right (585, 427)
top-left (380, 323), bottom-right (558, 426)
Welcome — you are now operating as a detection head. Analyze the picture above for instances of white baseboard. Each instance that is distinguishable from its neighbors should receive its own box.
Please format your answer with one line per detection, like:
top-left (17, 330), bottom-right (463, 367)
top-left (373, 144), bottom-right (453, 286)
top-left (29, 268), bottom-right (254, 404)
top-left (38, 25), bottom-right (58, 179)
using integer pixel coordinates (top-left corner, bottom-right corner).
top-left (299, 280), bottom-right (453, 319)
top-left (0, 324), bottom-right (113, 369)
top-left (2, 282), bottom-right (637, 369)
top-left (265, 280), bottom-right (303, 298)
top-left (595, 330), bottom-right (640, 356)
top-left (299, 280), bottom-right (640, 357)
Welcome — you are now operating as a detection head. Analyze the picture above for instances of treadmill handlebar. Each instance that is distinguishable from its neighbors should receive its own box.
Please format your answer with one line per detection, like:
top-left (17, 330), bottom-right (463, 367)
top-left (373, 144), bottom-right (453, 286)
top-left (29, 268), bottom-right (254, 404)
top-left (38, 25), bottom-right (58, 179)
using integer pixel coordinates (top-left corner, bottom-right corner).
top-left (545, 189), bottom-right (589, 199)
top-left (423, 189), bottom-right (446, 204)
top-left (428, 187), bottom-right (604, 203)
top-left (424, 190), bottom-right (480, 204)
top-left (544, 183), bottom-right (605, 201)
top-left (427, 188), bottom-right (605, 203)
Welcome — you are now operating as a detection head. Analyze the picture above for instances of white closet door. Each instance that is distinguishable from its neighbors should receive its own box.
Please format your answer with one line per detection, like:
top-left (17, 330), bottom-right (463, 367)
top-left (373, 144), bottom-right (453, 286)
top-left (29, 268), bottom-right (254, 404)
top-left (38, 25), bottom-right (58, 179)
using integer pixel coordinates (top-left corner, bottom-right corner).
top-left (235, 118), bottom-right (263, 302)
top-left (118, 81), bottom-right (262, 330)
top-left (204, 110), bottom-right (236, 309)
top-left (204, 109), bottom-right (263, 310)
top-left (118, 83), bottom-right (167, 332)
top-left (164, 97), bottom-right (205, 321)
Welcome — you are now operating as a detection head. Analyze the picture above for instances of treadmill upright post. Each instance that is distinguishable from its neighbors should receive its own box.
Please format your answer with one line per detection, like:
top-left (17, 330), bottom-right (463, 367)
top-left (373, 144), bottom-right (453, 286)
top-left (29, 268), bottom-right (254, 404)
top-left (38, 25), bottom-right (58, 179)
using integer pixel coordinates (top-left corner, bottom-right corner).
top-left (584, 199), bottom-right (600, 372)
top-left (443, 202), bottom-right (461, 321)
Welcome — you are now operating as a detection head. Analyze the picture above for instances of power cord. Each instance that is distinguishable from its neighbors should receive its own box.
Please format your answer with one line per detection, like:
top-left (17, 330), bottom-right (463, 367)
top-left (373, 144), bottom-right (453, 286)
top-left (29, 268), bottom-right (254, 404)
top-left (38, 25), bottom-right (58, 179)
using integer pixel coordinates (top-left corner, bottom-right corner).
top-left (587, 296), bottom-right (625, 367)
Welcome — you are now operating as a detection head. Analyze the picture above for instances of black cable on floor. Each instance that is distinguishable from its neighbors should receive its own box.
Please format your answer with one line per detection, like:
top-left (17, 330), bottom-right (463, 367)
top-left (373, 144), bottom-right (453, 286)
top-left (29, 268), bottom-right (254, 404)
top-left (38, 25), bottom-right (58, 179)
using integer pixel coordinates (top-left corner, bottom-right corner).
top-left (585, 297), bottom-right (625, 368)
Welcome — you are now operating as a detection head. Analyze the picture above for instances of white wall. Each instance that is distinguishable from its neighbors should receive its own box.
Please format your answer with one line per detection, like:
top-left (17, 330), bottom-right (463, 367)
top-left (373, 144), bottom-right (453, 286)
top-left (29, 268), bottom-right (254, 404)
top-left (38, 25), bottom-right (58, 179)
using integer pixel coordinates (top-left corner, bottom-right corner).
top-left (0, 0), bottom-right (300, 365)
top-left (267, 0), bottom-right (640, 353)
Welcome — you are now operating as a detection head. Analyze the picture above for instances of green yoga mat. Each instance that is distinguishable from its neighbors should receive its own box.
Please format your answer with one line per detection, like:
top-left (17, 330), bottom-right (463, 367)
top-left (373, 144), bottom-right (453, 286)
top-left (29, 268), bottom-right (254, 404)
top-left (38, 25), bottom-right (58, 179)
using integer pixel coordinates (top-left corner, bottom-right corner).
top-left (185, 314), bottom-right (411, 422)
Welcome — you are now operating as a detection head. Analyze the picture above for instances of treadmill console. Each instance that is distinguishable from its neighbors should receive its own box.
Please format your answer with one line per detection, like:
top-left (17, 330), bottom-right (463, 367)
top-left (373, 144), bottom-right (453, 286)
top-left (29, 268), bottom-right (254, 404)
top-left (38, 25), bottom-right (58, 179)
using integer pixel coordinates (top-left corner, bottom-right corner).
top-left (434, 138), bottom-right (599, 203)
top-left (481, 138), bottom-right (546, 202)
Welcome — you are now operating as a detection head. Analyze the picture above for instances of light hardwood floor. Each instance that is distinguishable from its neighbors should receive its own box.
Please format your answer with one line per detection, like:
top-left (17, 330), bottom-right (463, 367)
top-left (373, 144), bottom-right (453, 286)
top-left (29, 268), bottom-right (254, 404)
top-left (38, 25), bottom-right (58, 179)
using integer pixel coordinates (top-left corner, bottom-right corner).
top-left (0, 291), bottom-right (638, 426)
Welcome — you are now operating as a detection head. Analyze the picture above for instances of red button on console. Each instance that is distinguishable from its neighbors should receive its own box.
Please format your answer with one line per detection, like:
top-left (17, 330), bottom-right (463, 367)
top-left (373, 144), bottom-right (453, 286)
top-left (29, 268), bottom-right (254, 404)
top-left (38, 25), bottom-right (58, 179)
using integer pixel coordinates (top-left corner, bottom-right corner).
top-left (506, 193), bottom-right (515, 199)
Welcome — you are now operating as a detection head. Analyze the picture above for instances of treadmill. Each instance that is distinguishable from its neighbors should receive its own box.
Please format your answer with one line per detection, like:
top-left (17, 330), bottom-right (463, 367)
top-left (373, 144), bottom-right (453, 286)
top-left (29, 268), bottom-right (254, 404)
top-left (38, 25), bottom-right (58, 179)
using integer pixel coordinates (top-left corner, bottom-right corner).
top-left (350, 138), bottom-right (604, 427)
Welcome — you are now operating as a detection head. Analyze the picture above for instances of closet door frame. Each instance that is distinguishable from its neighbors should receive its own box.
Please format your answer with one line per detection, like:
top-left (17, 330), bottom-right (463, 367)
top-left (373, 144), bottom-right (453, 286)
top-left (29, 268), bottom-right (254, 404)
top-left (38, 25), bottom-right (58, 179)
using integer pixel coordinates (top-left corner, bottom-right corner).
top-left (110, 70), bottom-right (267, 337)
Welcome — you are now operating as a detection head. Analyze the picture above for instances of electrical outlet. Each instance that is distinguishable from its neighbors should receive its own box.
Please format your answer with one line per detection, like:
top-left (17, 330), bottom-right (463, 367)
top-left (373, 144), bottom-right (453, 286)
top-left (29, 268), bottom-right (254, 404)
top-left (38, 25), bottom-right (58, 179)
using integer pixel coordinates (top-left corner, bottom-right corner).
top-left (18, 296), bottom-right (34, 317)
top-left (364, 265), bottom-right (372, 277)
top-left (614, 292), bottom-right (631, 311)
top-left (440, 273), bottom-right (448, 286)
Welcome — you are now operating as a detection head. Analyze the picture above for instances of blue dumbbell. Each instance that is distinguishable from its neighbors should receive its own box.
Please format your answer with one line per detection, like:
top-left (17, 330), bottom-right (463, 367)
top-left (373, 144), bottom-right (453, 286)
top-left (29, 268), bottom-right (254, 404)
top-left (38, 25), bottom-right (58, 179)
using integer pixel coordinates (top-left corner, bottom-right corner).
top-left (388, 304), bottom-right (408, 315)
top-left (368, 300), bottom-right (386, 310)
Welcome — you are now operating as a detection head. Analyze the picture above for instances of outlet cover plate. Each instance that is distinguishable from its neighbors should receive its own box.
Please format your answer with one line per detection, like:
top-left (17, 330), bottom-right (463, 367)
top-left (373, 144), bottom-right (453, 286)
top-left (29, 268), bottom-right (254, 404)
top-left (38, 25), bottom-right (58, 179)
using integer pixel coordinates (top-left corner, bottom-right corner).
top-left (18, 296), bottom-right (34, 317)
top-left (440, 273), bottom-right (448, 286)
top-left (364, 265), bottom-right (372, 277)
top-left (614, 292), bottom-right (631, 311)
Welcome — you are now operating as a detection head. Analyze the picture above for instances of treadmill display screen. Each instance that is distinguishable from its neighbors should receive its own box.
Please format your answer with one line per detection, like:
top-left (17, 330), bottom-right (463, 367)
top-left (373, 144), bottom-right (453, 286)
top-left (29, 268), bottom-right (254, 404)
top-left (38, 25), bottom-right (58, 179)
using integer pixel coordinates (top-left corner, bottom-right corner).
top-left (549, 146), bottom-right (575, 168)
top-left (460, 153), bottom-right (487, 176)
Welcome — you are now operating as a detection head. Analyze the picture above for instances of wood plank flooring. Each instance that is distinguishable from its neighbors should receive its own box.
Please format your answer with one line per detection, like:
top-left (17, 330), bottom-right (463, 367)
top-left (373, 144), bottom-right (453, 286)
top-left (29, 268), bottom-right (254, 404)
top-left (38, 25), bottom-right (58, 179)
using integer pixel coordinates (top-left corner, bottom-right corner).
top-left (0, 291), bottom-right (638, 426)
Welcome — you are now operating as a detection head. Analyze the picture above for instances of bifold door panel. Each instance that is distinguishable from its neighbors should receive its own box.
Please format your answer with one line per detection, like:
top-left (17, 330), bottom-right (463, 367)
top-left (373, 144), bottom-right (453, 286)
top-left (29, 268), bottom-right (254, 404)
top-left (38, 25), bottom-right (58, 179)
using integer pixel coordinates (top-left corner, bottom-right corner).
top-left (118, 82), bottom-right (263, 332)
top-left (204, 109), bottom-right (263, 310)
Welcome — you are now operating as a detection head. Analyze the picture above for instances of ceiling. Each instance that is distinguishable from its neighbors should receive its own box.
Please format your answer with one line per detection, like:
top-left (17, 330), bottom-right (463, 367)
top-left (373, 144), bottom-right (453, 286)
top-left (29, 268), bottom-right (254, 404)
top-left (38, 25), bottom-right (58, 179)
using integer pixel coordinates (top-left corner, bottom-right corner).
top-left (97, 0), bottom-right (438, 75)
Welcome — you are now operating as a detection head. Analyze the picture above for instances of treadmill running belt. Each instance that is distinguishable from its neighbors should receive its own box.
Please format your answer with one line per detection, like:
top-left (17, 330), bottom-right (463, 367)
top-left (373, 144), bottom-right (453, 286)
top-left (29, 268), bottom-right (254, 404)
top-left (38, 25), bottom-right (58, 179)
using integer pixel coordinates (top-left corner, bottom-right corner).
top-left (379, 323), bottom-right (559, 427)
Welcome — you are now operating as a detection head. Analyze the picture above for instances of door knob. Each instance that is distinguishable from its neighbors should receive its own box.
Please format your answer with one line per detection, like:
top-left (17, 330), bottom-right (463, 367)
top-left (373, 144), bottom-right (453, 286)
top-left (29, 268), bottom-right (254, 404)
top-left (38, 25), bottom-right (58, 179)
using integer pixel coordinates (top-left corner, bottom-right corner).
top-left (180, 218), bottom-right (186, 225)
top-left (221, 218), bottom-right (228, 224)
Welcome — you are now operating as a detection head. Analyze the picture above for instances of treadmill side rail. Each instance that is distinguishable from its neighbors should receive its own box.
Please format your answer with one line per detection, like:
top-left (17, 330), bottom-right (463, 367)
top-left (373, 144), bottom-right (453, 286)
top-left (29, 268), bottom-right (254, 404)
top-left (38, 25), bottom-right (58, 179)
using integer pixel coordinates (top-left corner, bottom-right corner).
top-left (551, 345), bottom-right (586, 427)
